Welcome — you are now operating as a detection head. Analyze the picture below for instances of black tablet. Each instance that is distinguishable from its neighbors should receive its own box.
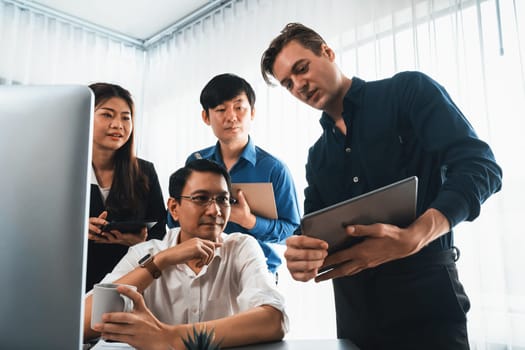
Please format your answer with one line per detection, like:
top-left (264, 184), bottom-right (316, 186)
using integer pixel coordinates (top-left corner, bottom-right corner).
top-left (301, 176), bottom-right (418, 254)
top-left (102, 221), bottom-right (157, 234)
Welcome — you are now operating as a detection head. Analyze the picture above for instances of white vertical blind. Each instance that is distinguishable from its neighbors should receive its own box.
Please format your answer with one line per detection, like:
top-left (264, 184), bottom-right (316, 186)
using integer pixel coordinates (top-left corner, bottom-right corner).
top-left (1, 0), bottom-right (524, 347)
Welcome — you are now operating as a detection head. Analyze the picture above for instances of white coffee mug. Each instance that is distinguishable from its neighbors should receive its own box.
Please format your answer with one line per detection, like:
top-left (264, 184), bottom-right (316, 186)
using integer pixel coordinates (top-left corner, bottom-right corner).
top-left (91, 283), bottom-right (137, 328)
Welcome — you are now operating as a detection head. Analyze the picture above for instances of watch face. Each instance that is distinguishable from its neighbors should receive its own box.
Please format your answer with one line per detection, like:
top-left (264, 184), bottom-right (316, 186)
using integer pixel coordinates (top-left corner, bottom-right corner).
top-left (139, 253), bottom-right (152, 265)
top-left (138, 253), bottom-right (161, 279)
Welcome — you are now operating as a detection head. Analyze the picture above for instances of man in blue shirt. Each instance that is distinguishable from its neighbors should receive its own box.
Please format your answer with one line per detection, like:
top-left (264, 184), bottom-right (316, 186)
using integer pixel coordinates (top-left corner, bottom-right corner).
top-left (168, 73), bottom-right (301, 274)
top-left (261, 23), bottom-right (502, 349)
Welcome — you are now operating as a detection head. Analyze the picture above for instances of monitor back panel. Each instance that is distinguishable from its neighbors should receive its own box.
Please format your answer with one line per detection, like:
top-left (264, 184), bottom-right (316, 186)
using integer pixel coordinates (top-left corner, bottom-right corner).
top-left (0, 85), bottom-right (93, 349)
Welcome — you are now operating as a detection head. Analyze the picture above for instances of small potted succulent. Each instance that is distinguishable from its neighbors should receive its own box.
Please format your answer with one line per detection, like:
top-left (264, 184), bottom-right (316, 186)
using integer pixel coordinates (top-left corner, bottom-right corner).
top-left (182, 326), bottom-right (222, 350)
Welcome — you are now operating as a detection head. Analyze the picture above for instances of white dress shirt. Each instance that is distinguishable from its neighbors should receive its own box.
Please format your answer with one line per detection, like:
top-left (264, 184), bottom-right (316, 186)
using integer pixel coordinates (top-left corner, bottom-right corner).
top-left (100, 228), bottom-right (289, 331)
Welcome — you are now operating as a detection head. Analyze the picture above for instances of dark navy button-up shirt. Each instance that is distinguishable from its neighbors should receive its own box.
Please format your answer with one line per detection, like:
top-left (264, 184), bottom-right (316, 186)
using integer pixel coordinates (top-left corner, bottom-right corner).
top-left (304, 71), bottom-right (502, 251)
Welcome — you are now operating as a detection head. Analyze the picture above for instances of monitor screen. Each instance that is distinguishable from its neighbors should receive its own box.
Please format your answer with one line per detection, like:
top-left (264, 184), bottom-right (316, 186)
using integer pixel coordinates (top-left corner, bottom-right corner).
top-left (0, 85), bottom-right (93, 349)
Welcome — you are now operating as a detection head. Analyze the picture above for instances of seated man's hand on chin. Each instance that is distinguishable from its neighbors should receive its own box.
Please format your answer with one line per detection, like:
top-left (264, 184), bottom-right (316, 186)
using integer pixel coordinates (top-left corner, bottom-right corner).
top-left (158, 237), bottom-right (222, 269)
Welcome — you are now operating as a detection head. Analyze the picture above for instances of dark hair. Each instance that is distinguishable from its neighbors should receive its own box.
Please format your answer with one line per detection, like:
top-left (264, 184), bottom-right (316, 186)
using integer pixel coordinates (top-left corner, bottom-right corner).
top-left (261, 23), bottom-right (327, 85)
top-left (169, 159), bottom-right (232, 199)
top-left (200, 73), bottom-right (256, 114)
top-left (89, 82), bottom-right (148, 216)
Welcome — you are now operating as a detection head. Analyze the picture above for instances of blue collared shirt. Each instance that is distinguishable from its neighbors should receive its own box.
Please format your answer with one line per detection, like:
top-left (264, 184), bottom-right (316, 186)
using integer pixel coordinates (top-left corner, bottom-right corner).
top-left (168, 136), bottom-right (301, 273)
top-left (303, 71), bottom-right (502, 251)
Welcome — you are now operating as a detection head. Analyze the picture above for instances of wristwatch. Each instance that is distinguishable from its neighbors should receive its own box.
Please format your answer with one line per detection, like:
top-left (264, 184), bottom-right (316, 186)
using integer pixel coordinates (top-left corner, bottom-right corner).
top-left (138, 253), bottom-right (162, 279)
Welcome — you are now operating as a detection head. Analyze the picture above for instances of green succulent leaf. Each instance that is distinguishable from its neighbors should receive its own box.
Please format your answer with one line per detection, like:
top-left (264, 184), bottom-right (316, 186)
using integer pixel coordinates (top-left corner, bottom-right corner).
top-left (181, 325), bottom-right (222, 350)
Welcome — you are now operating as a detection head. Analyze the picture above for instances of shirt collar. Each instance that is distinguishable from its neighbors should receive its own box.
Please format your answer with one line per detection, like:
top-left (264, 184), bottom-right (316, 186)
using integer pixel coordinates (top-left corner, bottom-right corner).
top-left (212, 135), bottom-right (257, 167)
top-left (90, 166), bottom-right (98, 185)
top-left (319, 76), bottom-right (366, 130)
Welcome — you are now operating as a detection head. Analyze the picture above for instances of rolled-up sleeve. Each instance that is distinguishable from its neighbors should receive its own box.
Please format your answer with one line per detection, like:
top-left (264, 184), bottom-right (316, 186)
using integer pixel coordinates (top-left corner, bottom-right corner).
top-left (232, 234), bottom-right (289, 332)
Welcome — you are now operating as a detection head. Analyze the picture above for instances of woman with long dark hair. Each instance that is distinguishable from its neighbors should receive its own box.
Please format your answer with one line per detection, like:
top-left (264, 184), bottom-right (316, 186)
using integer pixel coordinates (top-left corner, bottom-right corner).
top-left (87, 82), bottom-right (166, 291)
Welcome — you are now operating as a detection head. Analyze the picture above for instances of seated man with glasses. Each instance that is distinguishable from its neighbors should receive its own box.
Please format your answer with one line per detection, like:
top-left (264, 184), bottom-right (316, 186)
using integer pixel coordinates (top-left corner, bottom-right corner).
top-left (83, 159), bottom-right (288, 349)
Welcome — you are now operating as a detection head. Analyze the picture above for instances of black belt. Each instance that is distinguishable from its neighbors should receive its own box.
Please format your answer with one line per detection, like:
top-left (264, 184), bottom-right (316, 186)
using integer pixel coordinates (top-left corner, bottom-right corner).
top-left (373, 246), bottom-right (460, 274)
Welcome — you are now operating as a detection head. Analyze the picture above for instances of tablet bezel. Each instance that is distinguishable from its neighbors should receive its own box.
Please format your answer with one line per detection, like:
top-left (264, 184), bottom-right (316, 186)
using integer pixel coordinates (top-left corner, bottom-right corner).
top-left (102, 221), bottom-right (158, 234)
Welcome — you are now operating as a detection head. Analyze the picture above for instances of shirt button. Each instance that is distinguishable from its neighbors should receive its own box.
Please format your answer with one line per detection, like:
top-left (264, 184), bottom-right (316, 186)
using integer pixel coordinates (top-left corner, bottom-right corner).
top-left (353, 176), bottom-right (359, 183)
top-left (345, 147), bottom-right (352, 153)
top-left (192, 307), bottom-right (198, 314)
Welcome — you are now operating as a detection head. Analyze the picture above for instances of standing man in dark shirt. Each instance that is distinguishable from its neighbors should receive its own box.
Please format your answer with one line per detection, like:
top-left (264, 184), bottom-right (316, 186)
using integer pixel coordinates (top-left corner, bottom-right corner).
top-left (261, 23), bottom-right (502, 349)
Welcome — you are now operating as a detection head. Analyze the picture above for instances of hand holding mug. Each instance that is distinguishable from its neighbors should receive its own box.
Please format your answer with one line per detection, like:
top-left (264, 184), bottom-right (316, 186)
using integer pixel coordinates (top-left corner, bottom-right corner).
top-left (90, 283), bottom-right (137, 329)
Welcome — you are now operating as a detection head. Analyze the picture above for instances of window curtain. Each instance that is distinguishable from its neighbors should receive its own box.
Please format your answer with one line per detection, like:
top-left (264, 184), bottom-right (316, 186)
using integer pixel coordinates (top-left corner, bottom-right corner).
top-left (0, 0), bottom-right (146, 131)
top-left (1, 0), bottom-right (523, 347)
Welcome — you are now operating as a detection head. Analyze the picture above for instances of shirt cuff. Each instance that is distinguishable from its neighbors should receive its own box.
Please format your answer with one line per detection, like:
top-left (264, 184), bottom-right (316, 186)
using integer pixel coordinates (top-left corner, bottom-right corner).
top-left (249, 215), bottom-right (270, 238)
top-left (430, 190), bottom-right (472, 228)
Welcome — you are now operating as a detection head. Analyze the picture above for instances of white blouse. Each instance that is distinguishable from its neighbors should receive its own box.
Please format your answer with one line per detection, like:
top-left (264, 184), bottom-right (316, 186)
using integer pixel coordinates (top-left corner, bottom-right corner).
top-left (90, 166), bottom-right (110, 204)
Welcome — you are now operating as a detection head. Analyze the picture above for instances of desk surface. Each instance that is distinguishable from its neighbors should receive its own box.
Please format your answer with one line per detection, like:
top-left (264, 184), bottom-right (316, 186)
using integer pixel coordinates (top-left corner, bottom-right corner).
top-left (90, 339), bottom-right (359, 350)
top-left (229, 339), bottom-right (359, 350)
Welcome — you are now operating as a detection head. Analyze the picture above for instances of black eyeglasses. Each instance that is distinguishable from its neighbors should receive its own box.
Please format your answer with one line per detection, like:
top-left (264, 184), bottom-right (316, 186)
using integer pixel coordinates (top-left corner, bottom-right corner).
top-left (177, 194), bottom-right (236, 207)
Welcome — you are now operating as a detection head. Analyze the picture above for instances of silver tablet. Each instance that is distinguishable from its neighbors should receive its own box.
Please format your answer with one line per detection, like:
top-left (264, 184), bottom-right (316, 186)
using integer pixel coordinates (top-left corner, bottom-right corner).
top-left (301, 176), bottom-right (418, 254)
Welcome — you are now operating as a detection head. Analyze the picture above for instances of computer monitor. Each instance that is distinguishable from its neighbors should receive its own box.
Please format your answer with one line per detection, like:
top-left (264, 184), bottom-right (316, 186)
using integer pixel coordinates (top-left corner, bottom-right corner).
top-left (0, 85), bottom-right (93, 349)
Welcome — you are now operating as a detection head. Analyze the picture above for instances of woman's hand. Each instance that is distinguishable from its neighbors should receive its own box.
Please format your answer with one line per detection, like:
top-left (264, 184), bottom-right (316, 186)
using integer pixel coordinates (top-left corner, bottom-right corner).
top-left (88, 211), bottom-right (148, 246)
top-left (88, 211), bottom-right (109, 241)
